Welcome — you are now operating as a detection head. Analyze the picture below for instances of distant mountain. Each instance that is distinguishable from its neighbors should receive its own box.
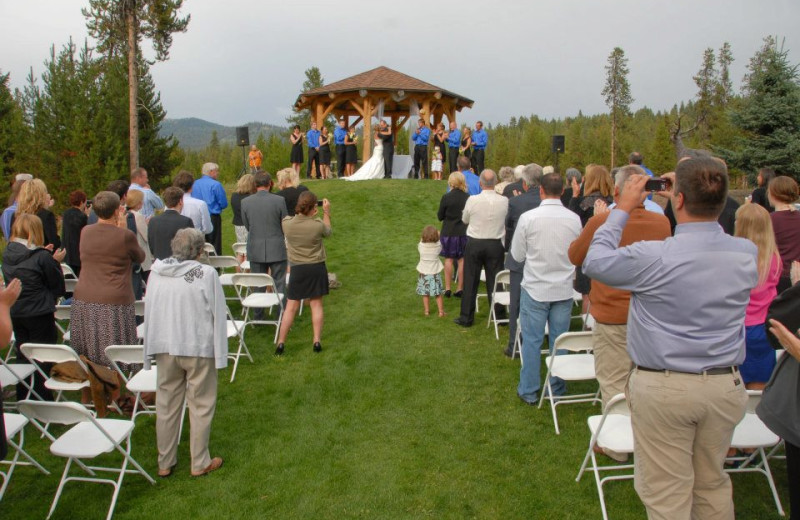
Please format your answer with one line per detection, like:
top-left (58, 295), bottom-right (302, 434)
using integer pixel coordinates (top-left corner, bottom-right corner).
top-left (159, 118), bottom-right (286, 150)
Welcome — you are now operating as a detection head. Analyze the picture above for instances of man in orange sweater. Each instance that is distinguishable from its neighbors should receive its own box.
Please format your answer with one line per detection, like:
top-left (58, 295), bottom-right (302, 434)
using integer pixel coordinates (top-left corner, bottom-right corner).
top-left (568, 165), bottom-right (671, 411)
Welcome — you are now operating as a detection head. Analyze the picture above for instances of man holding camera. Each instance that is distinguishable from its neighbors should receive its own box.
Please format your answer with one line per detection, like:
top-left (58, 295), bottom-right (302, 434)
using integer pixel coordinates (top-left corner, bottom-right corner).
top-left (583, 157), bottom-right (758, 519)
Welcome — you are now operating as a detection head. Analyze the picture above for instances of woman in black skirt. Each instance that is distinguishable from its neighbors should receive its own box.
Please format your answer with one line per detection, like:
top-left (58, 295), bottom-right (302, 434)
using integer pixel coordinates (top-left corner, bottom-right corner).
top-left (319, 126), bottom-right (332, 179)
top-left (275, 191), bottom-right (332, 355)
top-left (290, 125), bottom-right (304, 175)
top-left (344, 126), bottom-right (358, 177)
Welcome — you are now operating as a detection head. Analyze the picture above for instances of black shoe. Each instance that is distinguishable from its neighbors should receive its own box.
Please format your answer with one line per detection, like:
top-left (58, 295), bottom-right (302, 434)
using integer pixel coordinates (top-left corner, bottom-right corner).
top-left (453, 318), bottom-right (473, 328)
top-left (444, 290), bottom-right (452, 298)
top-left (454, 290), bottom-right (463, 298)
top-left (313, 342), bottom-right (322, 353)
top-left (275, 343), bottom-right (285, 356)
top-left (518, 394), bottom-right (538, 406)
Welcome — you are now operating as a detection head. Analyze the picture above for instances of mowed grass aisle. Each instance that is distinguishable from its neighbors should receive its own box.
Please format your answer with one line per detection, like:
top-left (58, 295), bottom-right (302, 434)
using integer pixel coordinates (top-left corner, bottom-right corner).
top-left (3, 179), bottom-right (788, 519)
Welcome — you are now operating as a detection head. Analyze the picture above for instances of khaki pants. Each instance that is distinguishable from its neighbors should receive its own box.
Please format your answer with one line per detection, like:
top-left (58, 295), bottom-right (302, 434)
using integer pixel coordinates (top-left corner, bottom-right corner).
top-left (627, 368), bottom-right (747, 520)
top-left (593, 323), bottom-right (632, 408)
top-left (155, 354), bottom-right (217, 473)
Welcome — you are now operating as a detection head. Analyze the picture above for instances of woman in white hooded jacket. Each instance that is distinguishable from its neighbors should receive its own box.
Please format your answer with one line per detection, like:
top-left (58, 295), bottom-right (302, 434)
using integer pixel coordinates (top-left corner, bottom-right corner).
top-left (143, 228), bottom-right (227, 478)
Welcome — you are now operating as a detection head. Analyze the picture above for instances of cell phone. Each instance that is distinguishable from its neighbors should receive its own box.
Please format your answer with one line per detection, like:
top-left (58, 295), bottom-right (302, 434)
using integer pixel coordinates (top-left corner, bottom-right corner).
top-left (317, 200), bottom-right (324, 207)
top-left (644, 178), bottom-right (669, 192)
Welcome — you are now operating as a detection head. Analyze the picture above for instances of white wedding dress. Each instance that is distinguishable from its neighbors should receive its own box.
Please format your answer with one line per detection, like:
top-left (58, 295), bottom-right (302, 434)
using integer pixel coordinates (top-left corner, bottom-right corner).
top-left (345, 138), bottom-right (385, 181)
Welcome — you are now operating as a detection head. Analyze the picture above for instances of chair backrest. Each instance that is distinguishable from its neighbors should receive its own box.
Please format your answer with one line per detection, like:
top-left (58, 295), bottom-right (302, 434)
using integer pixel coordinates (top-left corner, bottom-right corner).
top-left (231, 273), bottom-right (274, 290)
top-left (54, 305), bottom-right (72, 321)
top-left (61, 263), bottom-right (77, 279)
top-left (745, 389), bottom-right (762, 414)
top-left (18, 400), bottom-right (93, 426)
top-left (203, 242), bottom-right (217, 255)
top-left (134, 300), bottom-right (145, 317)
top-left (208, 255), bottom-right (240, 270)
top-left (105, 344), bottom-right (145, 366)
top-left (20, 343), bottom-right (83, 365)
top-left (604, 393), bottom-right (630, 416)
top-left (553, 331), bottom-right (594, 353)
top-left (64, 278), bottom-right (78, 293)
top-left (494, 269), bottom-right (511, 288)
top-left (231, 242), bottom-right (247, 256)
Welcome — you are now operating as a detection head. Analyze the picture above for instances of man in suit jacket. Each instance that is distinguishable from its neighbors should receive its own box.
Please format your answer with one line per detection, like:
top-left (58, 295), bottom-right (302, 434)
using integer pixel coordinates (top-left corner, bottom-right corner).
top-left (503, 164), bottom-right (543, 357)
top-left (148, 187), bottom-right (195, 260)
top-left (241, 171), bottom-right (288, 317)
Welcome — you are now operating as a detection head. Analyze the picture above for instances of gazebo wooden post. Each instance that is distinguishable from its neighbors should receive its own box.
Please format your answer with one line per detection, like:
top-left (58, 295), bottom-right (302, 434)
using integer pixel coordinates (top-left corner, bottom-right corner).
top-left (362, 97), bottom-right (373, 164)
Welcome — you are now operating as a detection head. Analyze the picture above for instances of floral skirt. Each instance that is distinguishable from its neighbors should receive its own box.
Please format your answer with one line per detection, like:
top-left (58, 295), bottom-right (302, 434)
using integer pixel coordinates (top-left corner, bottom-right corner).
top-left (70, 299), bottom-right (137, 366)
top-left (416, 273), bottom-right (444, 296)
top-left (234, 225), bottom-right (248, 244)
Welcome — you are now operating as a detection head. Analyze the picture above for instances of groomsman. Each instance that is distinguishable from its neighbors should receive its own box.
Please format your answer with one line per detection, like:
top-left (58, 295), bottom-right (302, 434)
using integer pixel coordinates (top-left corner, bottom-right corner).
top-left (446, 121), bottom-right (461, 174)
top-left (412, 118), bottom-right (430, 179)
top-left (334, 119), bottom-right (347, 178)
top-left (471, 121), bottom-right (488, 174)
top-left (377, 120), bottom-right (394, 179)
top-left (306, 121), bottom-right (321, 179)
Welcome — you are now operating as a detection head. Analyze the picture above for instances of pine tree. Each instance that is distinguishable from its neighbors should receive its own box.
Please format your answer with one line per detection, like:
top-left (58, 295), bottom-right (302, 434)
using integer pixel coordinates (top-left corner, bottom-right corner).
top-left (287, 66), bottom-right (326, 130)
top-left (693, 48), bottom-right (717, 143)
top-left (83, 0), bottom-right (189, 170)
top-left (716, 42), bottom-right (734, 106)
top-left (0, 71), bottom-right (30, 184)
top-left (601, 47), bottom-right (633, 167)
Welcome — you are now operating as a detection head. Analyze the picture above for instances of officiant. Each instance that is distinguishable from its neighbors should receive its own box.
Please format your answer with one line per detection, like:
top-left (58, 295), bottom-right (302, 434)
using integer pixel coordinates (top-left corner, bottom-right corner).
top-left (377, 120), bottom-right (394, 179)
top-left (412, 119), bottom-right (430, 179)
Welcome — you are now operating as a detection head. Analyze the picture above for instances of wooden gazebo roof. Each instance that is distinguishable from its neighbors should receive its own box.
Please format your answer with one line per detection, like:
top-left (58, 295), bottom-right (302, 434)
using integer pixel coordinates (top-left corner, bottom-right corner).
top-left (293, 66), bottom-right (474, 162)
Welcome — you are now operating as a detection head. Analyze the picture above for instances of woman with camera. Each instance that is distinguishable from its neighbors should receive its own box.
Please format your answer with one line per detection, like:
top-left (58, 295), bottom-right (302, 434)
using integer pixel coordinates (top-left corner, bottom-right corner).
top-left (275, 191), bottom-right (331, 355)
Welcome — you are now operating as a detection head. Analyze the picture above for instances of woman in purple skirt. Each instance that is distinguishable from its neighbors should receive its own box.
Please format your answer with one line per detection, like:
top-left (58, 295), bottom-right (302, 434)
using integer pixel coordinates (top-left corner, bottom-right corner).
top-left (437, 171), bottom-right (470, 298)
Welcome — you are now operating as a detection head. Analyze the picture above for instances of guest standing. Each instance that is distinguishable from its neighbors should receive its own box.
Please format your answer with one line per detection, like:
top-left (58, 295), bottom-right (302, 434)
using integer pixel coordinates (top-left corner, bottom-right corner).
top-left (70, 191), bottom-right (145, 366)
top-left (192, 162), bottom-right (228, 255)
top-left (750, 167), bottom-right (775, 212)
top-left (446, 121), bottom-right (461, 175)
top-left (471, 121), bottom-right (488, 174)
top-left (2, 179), bottom-right (26, 241)
top-left (460, 127), bottom-right (472, 162)
top-left (174, 171), bottom-right (213, 236)
top-left (275, 191), bottom-right (332, 355)
top-left (769, 176), bottom-right (800, 293)
top-left (437, 171), bottom-right (470, 298)
top-left (290, 126), bottom-right (304, 175)
top-left (275, 168), bottom-right (309, 217)
top-left (412, 118), bottom-right (430, 179)
top-left (319, 126), bottom-right (332, 180)
top-left (128, 167), bottom-right (164, 218)
top-left (248, 145), bottom-right (263, 173)
top-left (61, 190), bottom-right (88, 277)
top-left (306, 121), bottom-right (321, 180)
top-left (377, 120), bottom-right (394, 179)
top-left (231, 173), bottom-right (256, 246)
top-left (125, 189), bottom-right (154, 283)
top-left (148, 187), bottom-right (194, 261)
top-left (334, 119), bottom-right (347, 178)
top-left (15, 179), bottom-right (60, 250)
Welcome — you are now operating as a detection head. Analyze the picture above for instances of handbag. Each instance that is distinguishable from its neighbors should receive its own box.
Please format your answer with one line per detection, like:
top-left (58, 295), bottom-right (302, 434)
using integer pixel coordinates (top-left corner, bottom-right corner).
top-left (765, 280), bottom-right (800, 350)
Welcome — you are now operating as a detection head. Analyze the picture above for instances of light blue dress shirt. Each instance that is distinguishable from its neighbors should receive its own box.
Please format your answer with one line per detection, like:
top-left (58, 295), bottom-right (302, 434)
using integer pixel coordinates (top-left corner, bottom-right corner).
top-left (583, 210), bottom-right (758, 373)
top-left (191, 175), bottom-right (228, 216)
top-left (129, 183), bottom-right (164, 218)
top-left (472, 129), bottom-right (488, 149)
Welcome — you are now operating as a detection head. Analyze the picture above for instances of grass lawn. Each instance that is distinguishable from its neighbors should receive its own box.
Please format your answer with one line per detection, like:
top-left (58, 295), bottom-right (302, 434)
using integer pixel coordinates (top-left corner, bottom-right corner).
top-left (2, 179), bottom-right (790, 519)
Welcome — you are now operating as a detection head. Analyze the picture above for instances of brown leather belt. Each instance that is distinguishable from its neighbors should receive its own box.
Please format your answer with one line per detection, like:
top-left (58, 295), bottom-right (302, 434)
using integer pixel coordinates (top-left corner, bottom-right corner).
top-left (636, 365), bottom-right (738, 376)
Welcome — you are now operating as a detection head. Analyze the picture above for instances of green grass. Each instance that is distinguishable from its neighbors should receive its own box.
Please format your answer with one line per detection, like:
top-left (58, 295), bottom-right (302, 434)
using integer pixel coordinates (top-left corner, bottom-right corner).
top-left (2, 179), bottom-right (790, 519)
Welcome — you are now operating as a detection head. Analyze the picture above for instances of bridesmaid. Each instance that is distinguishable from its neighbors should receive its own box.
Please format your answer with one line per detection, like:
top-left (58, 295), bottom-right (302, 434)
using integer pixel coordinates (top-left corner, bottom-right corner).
top-left (460, 127), bottom-right (472, 161)
top-left (434, 123), bottom-right (448, 169)
top-left (319, 127), bottom-right (332, 179)
top-left (290, 125), bottom-right (304, 175)
top-left (344, 127), bottom-right (358, 177)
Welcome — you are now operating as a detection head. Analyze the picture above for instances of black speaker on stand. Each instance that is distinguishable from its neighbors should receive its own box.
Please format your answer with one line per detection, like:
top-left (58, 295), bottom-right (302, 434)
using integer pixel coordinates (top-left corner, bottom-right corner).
top-left (551, 135), bottom-right (565, 174)
top-left (236, 126), bottom-right (250, 177)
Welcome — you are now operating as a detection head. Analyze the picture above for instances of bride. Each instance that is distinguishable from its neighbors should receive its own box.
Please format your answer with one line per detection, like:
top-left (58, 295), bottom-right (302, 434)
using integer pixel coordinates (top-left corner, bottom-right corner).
top-left (345, 136), bottom-right (385, 181)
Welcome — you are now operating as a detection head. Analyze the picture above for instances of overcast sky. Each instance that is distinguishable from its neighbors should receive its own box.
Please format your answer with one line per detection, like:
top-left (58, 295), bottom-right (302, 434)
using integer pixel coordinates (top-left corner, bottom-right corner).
top-left (2, 0), bottom-right (799, 128)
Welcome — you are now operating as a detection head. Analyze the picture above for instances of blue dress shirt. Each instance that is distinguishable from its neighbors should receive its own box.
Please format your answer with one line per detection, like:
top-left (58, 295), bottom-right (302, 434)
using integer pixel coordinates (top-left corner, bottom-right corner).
top-left (447, 128), bottom-right (461, 148)
top-left (463, 170), bottom-right (481, 195)
top-left (472, 129), bottom-right (488, 149)
top-left (333, 127), bottom-right (347, 145)
top-left (583, 210), bottom-right (758, 373)
top-left (128, 183), bottom-right (164, 218)
top-left (306, 129), bottom-right (321, 149)
top-left (191, 175), bottom-right (228, 215)
top-left (413, 126), bottom-right (430, 146)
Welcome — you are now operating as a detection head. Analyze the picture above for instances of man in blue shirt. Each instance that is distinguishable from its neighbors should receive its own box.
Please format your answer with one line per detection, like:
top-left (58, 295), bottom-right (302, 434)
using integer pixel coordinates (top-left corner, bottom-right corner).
top-left (306, 121), bottom-right (321, 180)
top-left (471, 121), bottom-right (488, 174)
top-left (192, 162), bottom-right (228, 254)
top-left (458, 156), bottom-right (481, 196)
top-left (129, 167), bottom-right (164, 218)
top-left (583, 158), bottom-right (757, 519)
top-left (412, 118), bottom-right (430, 179)
top-left (446, 121), bottom-right (461, 175)
top-left (333, 119), bottom-right (347, 178)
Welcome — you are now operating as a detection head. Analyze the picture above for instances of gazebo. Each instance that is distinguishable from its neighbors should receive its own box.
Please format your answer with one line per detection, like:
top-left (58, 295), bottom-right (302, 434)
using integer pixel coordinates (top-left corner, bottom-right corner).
top-left (293, 66), bottom-right (474, 163)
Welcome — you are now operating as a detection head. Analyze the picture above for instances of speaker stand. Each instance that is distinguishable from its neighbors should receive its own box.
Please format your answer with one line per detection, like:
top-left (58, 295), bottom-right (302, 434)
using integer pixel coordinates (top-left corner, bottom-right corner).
top-left (238, 145), bottom-right (248, 178)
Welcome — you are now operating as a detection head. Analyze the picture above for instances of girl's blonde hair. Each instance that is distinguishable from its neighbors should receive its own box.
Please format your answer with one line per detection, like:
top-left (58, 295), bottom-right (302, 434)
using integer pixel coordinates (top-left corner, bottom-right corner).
top-left (17, 179), bottom-right (49, 215)
top-left (236, 173), bottom-right (257, 194)
top-left (10, 213), bottom-right (44, 247)
top-left (583, 164), bottom-right (614, 197)
top-left (276, 168), bottom-right (296, 189)
top-left (421, 225), bottom-right (439, 243)
top-left (735, 203), bottom-right (781, 285)
top-left (448, 171), bottom-right (467, 193)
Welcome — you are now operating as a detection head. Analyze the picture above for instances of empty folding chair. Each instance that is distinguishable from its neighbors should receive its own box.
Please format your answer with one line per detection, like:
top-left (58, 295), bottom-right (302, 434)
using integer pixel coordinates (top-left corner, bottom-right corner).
top-left (475, 269), bottom-right (487, 313)
top-left (231, 242), bottom-right (249, 271)
top-left (18, 343), bottom-right (90, 402)
top-left (231, 273), bottom-right (284, 343)
top-left (203, 242), bottom-right (217, 256)
top-left (575, 393), bottom-right (634, 520)
top-left (17, 400), bottom-right (155, 520)
top-left (60, 263), bottom-right (78, 280)
top-left (1, 412), bottom-right (50, 500)
top-left (725, 390), bottom-right (784, 516)
top-left (54, 305), bottom-right (72, 343)
top-left (105, 345), bottom-right (156, 419)
top-left (0, 355), bottom-right (42, 403)
top-left (487, 270), bottom-right (511, 339)
top-left (208, 255), bottom-right (241, 302)
top-left (538, 331), bottom-right (601, 434)
top-left (225, 307), bottom-right (251, 383)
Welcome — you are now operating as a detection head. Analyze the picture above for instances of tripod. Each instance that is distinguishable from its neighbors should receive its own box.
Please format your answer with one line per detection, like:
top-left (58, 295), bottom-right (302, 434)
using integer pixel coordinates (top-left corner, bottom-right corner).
top-left (238, 145), bottom-right (248, 178)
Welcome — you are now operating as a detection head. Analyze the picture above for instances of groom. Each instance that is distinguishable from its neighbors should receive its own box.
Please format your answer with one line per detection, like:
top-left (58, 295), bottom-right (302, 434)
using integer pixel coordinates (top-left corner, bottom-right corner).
top-left (377, 120), bottom-right (394, 179)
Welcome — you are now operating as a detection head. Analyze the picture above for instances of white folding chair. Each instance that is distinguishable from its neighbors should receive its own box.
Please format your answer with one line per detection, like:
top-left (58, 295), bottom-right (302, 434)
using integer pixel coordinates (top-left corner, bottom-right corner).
top-left (231, 273), bottom-right (284, 344)
top-left (475, 269), bottom-right (487, 313)
top-left (231, 242), bottom-right (249, 271)
top-left (17, 400), bottom-right (155, 520)
top-left (134, 300), bottom-right (145, 318)
top-left (63, 278), bottom-right (78, 295)
top-left (0, 355), bottom-right (42, 403)
top-left (203, 242), bottom-right (217, 256)
top-left (19, 343), bottom-right (91, 401)
top-left (575, 393), bottom-right (634, 520)
top-left (1, 412), bottom-right (50, 500)
top-left (104, 345), bottom-right (156, 419)
top-left (54, 305), bottom-right (72, 343)
top-left (538, 331), bottom-right (601, 434)
top-left (226, 307), bottom-right (251, 383)
top-left (725, 390), bottom-right (784, 516)
top-left (487, 270), bottom-right (511, 339)
top-left (60, 263), bottom-right (78, 280)
top-left (208, 255), bottom-right (241, 302)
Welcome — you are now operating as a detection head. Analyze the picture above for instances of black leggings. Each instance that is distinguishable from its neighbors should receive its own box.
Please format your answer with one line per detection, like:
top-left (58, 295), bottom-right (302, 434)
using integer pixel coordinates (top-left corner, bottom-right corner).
top-left (12, 314), bottom-right (57, 401)
top-left (787, 441), bottom-right (800, 520)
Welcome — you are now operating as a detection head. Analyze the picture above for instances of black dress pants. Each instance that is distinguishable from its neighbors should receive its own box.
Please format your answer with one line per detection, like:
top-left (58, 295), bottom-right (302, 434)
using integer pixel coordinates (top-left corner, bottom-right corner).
top-left (307, 148), bottom-right (321, 179)
top-left (448, 147), bottom-right (459, 174)
top-left (383, 144), bottom-right (394, 178)
top-left (787, 441), bottom-right (800, 520)
top-left (472, 148), bottom-right (485, 174)
top-left (206, 213), bottom-right (222, 255)
top-left (413, 145), bottom-right (428, 179)
top-left (12, 314), bottom-right (57, 401)
top-left (335, 145), bottom-right (346, 177)
top-left (458, 238), bottom-right (504, 324)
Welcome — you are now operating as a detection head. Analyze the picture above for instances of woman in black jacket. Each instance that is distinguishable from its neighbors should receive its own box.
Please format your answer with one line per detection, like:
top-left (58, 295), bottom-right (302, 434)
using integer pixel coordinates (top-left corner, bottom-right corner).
top-left (437, 171), bottom-right (470, 298)
top-left (2, 214), bottom-right (66, 400)
top-left (61, 190), bottom-right (88, 277)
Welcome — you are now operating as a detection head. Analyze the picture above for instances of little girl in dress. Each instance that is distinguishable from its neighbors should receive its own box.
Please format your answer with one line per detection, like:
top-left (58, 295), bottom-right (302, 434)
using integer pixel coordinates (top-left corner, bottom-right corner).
top-left (431, 146), bottom-right (443, 181)
top-left (416, 225), bottom-right (445, 316)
